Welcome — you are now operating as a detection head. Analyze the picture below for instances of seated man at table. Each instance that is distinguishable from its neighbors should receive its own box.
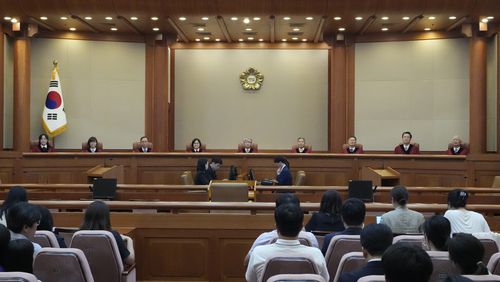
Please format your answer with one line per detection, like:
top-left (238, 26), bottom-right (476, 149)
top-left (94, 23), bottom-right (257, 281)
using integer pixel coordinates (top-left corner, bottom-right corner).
top-left (245, 203), bottom-right (329, 282)
top-left (447, 135), bottom-right (469, 155)
top-left (394, 131), bottom-right (420, 154)
top-left (207, 158), bottom-right (223, 181)
top-left (136, 136), bottom-right (152, 152)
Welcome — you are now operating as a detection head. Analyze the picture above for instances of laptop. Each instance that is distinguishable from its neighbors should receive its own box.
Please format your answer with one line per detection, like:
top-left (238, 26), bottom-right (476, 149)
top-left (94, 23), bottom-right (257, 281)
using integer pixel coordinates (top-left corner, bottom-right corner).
top-left (348, 180), bottom-right (376, 202)
top-left (91, 178), bottom-right (117, 200)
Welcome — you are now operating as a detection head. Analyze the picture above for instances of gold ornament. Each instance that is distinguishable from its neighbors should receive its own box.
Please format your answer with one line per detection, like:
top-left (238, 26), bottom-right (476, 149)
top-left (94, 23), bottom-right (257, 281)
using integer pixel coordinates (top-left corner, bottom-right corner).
top-left (240, 67), bottom-right (263, 90)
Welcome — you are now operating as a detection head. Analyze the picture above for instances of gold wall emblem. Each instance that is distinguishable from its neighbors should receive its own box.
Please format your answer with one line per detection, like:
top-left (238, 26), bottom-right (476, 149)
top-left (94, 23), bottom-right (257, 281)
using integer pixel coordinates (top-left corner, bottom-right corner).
top-left (240, 67), bottom-right (264, 90)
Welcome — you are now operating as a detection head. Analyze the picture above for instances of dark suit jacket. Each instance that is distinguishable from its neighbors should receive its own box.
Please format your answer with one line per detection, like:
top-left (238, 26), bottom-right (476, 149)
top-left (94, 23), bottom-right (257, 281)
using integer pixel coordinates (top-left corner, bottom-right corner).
top-left (339, 260), bottom-right (384, 282)
top-left (304, 212), bottom-right (345, 232)
top-left (276, 166), bottom-right (293, 185)
top-left (31, 145), bottom-right (54, 152)
top-left (394, 144), bottom-right (420, 154)
top-left (207, 167), bottom-right (217, 180)
top-left (447, 146), bottom-right (468, 155)
top-left (321, 227), bottom-right (362, 255)
top-left (195, 170), bottom-right (212, 185)
top-left (135, 147), bottom-right (152, 152)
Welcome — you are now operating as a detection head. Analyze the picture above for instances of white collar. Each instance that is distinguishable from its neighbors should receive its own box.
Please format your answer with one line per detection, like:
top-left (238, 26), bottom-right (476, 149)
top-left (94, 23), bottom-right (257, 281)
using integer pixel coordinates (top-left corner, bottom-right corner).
top-left (275, 239), bottom-right (301, 246)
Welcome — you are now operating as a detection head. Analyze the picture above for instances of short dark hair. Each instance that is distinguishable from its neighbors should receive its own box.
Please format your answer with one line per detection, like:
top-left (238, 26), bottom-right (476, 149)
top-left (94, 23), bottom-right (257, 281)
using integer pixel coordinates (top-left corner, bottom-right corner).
top-left (360, 224), bottom-right (393, 256)
top-left (391, 186), bottom-right (409, 206)
top-left (37, 205), bottom-right (54, 231)
top-left (423, 215), bottom-right (451, 251)
top-left (319, 190), bottom-right (342, 217)
top-left (6, 202), bottom-right (41, 233)
top-left (348, 136), bottom-right (357, 141)
top-left (274, 156), bottom-right (290, 168)
top-left (0, 186), bottom-right (28, 218)
top-left (341, 198), bottom-right (366, 226)
top-left (275, 193), bottom-right (300, 208)
top-left (448, 233), bottom-right (488, 275)
top-left (382, 243), bottom-right (433, 282)
top-left (402, 131), bottom-right (412, 138)
top-left (448, 189), bottom-right (468, 208)
top-left (87, 136), bottom-right (98, 147)
top-left (2, 239), bottom-right (34, 273)
top-left (211, 158), bottom-right (223, 165)
top-left (80, 201), bottom-right (112, 231)
top-left (275, 204), bottom-right (303, 237)
top-left (140, 136), bottom-right (148, 141)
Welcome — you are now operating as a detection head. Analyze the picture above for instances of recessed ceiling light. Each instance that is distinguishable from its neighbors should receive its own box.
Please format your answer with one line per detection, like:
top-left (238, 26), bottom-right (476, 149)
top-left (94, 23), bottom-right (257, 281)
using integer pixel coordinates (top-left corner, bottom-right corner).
top-left (69, 27), bottom-right (76, 31)
top-left (203, 37), bottom-right (210, 40)
top-left (424, 28), bottom-right (431, 31)
top-left (293, 28), bottom-right (300, 31)
top-left (253, 17), bottom-right (260, 21)
top-left (302, 38), bottom-right (307, 42)
top-left (60, 16), bottom-right (68, 20)
top-left (305, 17), bottom-right (313, 20)
top-left (152, 27), bottom-right (159, 31)
top-left (428, 16), bottom-right (436, 20)
top-left (338, 27), bottom-right (346, 31)
top-left (487, 16), bottom-right (494, 20)
top-left (292, 37), bottom-right (298, 40)
top-left (105, 17), bottom-right (113, 20)
top-left (281, 39), bottom-right (287, 42)
top-left (381, 27), bottom-right (388, 31)
top-left (110, 27), bottom-right (118, 31)
top-left (178, 17), bottom-right (186, 21)
top-left (402, 16), bottom-right (410, 20)
top-left (197, 27), bottom-right (205, 31)
top-left (355, 16), bottom-right (363, 21)
top-left (215, 38), bottom-right (220, 42)
top-left (381, 16), bottom-right (389, 20)
top-left (243, 17), bottom-right (250, 24)
top-left (201, 17), bottom-right (209, 21)
top-left (258, 38), bottom-right (264, 41)
top-left (230, 17), bottom-right (238, 21)
top-left (334, 16), bottom-right (342, 20)
top-left (40, 16), bottom-right (48, 20)
top-left (151, 17), bottom-right (158, 21)
top-left (245, 28), bottom-right (252, 31)
top-left (84, 16), bottom-right (92, 20)
top-left (248, 37), bottom-right (254, 40)
top-left (4, 17), bottom-right (11, 20)
top-left (10, 18), bottom-right (18, 23)
top-left (238, 38), bottom-right (244, 42)
top-left (449, 16), bottom-right (457, 20)
top-left (195, 38), bottom-right (201, 42)
top-left (481, 18), bottom-right (489, 23)
top-left (283, 17), bottom-right (291, 20)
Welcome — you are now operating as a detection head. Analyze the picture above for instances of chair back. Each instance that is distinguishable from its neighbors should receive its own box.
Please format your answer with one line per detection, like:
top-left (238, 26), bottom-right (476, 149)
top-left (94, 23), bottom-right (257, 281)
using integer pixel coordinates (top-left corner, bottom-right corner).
top-left (392, 235), bottom-right (424, 248)
top-left (210, 182), bottom-right (248, 202)
top-left (0, 272), bottom-right (38, 282)
top-left (266, 273), bottom-right (326, 282)
top-left (34, 230), bottom-right (60, 248)
top-left (342, 144), bottom-right (363, 151)
top-left (186, 143), bottom-right (206, 152)
top-left (33, 247), bottom-right (94, 282)
top-left (333, 252), bottom-right (366, 282)
top-left (261, 257), bottom-right (318, 282)
top-left (291, 145), bottom-right (312, 152)
top-left (357, 275), bottom-right (385, 282)
top-left (427, 251), bottom-right (460, 282)
top-left (132, 141), bottom-right (153, 152)
top-left (324, 235), bottom-right (362, 281)
top-left (238, 143), bottom-right (258, 152)
top-left (462, 274), bottom-right (500, 281)
top-left (180, 171), bottom-right (194, 185)
top-left (70, 230), bottom-right (124, 282)
top-left (448, 142), bottom-right (469, 149)
top-left (294, 171), bottom-right (306, 186)
top-left (479, 238), bottom-right (500, 263)
top-left (487, 252), bottom-right (500, 275)
top-left (81, 142), bottom-right (103, 151)
top-left (30, 140), bottom-right (54, 149)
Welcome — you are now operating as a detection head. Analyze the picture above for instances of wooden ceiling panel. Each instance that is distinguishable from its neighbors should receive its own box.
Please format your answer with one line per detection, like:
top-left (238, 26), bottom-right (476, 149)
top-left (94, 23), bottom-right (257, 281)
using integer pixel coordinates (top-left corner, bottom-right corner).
top-left (274, 16), bottom-right (319, 42)
top-left (64, 0), bottom-right (116, 15)
top-left (175, 18), bottom-right (226, 42)
top-left (17, 0), bottom-right (70, 19)
top-left (0, 1), bottom-right (25, 19)
top-left (224, 16), bottom-right (271, 42)
top-left (114, 0), bottom-right (217, 17)
top-left (215, 0), bottom-right (272, 15)
top-left (271, 0), bottom-right (328, 15)
top-left (326, 0), bottom-right (378, 17)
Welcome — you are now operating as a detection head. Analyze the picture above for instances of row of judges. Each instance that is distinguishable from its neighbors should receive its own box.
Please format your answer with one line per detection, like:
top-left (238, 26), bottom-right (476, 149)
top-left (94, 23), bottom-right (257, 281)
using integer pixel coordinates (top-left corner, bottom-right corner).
top-left (31, 132), bottom-right (469, 155)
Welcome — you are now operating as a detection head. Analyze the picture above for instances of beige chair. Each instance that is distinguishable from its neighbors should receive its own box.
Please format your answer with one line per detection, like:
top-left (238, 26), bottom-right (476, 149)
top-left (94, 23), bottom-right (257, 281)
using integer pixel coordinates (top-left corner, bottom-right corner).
top-left (238, 142), bottom-right (258, 152)
top-left (392, 235), bottom-right (424, 248)
top-left (71, 230), bottom-right (136, 282)
top-left (34, 230), bottom-right (60, 248)
top-left (492, 176), bottom-right (500, 188)
top-left (294, 171), bottom-right (306, 186)
top-left (180, 171), bottom-right (194, 185)
top-left (261, 257), bottom-right (318, 282)
top-left (462, 274), bottom-right (500, 281)
top-left (210, 182), bottom-right (248, 202)
top-left (267, 273), bottom-right (326, 282)
top-left (81, 141), bottom-right (103, 152)
top-left (333, 252), bottom-right (366, 282)
top-left (479, 238), bottom-right (500, 263)
top-left (427, 251), bottom-right (460, 282)
top-left (33, 248), bottom-right (94, 282)
top-left (324, 235), bottom-right (362, 282)
top-left (357, 275), bottom-right (385, 282)
top-left (0, 272), bottom-right (38, 282)
top-left (487, 252), bottom-right (500, 275)
top-left (132, 141), bottom-right (153, 152)
top-left (342, 143), bottom-right (364, 153)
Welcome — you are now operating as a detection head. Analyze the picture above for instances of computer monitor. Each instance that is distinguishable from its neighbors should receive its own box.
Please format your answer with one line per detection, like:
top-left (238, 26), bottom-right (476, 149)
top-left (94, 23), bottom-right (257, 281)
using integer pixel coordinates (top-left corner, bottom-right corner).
top-left (348, 180), bottom-right (375, 202)
top-left (91, 178), bottom-right (117, 200)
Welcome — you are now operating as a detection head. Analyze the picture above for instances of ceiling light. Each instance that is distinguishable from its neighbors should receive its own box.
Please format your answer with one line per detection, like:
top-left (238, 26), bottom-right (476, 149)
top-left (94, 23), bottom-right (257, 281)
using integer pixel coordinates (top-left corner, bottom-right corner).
top-left (281, 39), bottom-right (287, 42)
top-left (355, 16), bottom-right (363, 21)
top-left (338, 27), bottom-right (346, 31)
top-left (424, 28), bottom-right (431, 31)
top-left (152, 27), bottom-right (159, 31)
top-left (215, 38), bottom-right (220, 42)
top-left (402, 16), bottom-right (410, 20)
top-left (292, 37), bottom-right (298, 40)
top-left (381, 16), bottom-right (389, 20)
top-left (283, 17), bottom-right (291, 20)
top-left (197, 27), bottom-right (205, 31)
top-left (253, 17), bottom-right (260, 21)
top-left (243, 17), bottom-right (250, 24)
top-left (293, 28), bottom-right (300, 31)
top-left (84, 16), bottom-right (92, 20)
top-left (428, 16), bottom-right (436, 20)
top-left (258, 38), bottom-right (264, 41)
top-left (178, 17), bottom-right (186, 21)
top-left (381, 27), bottom-right (388, 31)
top-left (4, 17), bottom-right (11, 20)
top-left (334, 17), bottom-right (342, 20)
top-left (60, 16), bottom-right (68, 20)
top-left (40, 16), bottom-right (48, 20)
top-left (305, 17), bottom-right (313, 20)
top-left (238, 38), bottom-right (244, 42)
top-left (69, 27), bottom-right (76, 31)
top-left (10, 18), bottom-right (18, 23)
top-left (449, 16), bottom-right (457, 20)
top-left (151, 17), bottom-right (159, 21)
top-left (110, 27), bottom-right (118, 31)
top-left (487, 16), bottom-right (494, 20)
top-left (230, 17), bottom-right (238, 21)
top-left (130, 16), bottom-right (138, 21)
top-left (195, 38), bottom-right (201, 42)
top-left (105, 17), bottom-right (113, 20)
top-left (201, 17), bottom-right (209, 21)
top-left (203, 37), bottom-right (210, 40)
top-left (247, 37), bottom-right (254, 40)
top-left (481, 18), bottom-right (489, 23)
top-left (302, 38), bottom-right (307, 42)
top-left (245, 28), bottom-right (252, 31)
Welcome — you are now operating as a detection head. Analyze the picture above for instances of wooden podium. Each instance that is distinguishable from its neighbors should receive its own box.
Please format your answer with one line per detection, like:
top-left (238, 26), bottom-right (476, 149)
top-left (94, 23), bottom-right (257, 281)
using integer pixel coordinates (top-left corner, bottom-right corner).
top-left (86, 165), bottom-right (124, 184)
top-left (361, 166), bottom-right (400, 186)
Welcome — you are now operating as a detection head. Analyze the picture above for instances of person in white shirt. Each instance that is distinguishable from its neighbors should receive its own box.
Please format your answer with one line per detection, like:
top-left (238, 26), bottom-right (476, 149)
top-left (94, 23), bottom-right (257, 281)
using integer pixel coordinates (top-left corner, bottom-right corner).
top-left (380, 186), bottom-right (425, 234)
top-left (444, 189), bottom-right (491, 235)
top-left (245, 203), bottom-right (329, 282)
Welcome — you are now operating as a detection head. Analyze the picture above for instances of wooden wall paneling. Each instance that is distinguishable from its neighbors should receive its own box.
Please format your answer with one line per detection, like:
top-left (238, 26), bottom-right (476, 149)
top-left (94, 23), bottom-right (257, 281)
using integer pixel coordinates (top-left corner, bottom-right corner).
top-left (329, 43), bottom-right (349, 153)
top-left (0, 25), bottom-right (4, 150)
top-left (168, 47), bottom-right (175, 151)
top-left (497, 31), bottom-right (500, 153)
top-left (13, 35), bottom-right (30, 152)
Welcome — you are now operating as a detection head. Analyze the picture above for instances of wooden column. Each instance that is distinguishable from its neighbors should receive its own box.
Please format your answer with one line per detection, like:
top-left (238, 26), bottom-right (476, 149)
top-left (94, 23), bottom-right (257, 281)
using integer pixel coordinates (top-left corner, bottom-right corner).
top-left (13, 36), bottom-right (30, 152)
top-left (497, 31), bottom-right (500, 153)
top-left (469, 33), bottom-right (487, 154)
top-left (0, 26), bottom-right (4, 149)
top-left (329, 41), bottom-right (355, 153)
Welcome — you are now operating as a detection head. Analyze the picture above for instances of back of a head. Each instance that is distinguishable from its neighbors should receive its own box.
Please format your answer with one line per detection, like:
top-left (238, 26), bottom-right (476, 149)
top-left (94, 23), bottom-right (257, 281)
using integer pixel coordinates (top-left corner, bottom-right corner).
top-left (361, 224), bottom-right (393, 257)
top-left (196, 158), bottom-right (208, 172)
top-left (448, 233), bottom-right (488, 275)
top-left (391, 186), bottom-right (409, 207)
top-left (2, 239), bottom-right (34, 273)
top-left (274, 204), bottom-right (304, 238)
top-left (211, 158), bottom-right (223, 165)
top-left (0, 186), bottom-right (28, 215)
top-left (382, 243), bottom-right (433, 282)
top-left (448, 189), bottom-right (468, 209)
top-left (341, 198), bottom-right (366, 226)
top-left (80, 201), bottom-right (111, 231)
top-left (275, 193), bottom-right (300, 208)
top-left (37, 205), bottom-right (54, 231)
top-left (423, 215), bottom-right (451, 251)
top-left (6, 202), bottom-right (41, 234)
top-left (319, 190), bottom-right (342, 216)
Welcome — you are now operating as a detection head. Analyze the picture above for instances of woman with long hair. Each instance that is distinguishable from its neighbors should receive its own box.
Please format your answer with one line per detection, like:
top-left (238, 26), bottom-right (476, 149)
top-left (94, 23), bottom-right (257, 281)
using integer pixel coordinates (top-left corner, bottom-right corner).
top-left (305, 190), bottom-right (345, 232)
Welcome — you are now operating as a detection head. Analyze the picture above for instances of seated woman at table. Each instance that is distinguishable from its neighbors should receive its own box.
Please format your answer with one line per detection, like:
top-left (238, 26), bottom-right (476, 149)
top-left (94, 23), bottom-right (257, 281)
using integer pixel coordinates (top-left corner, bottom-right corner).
top-left (84, 136), bottom-right (101, 153)
top-left (195, 158), bottom-right (211, 185)
top-left (293, 137), bottom-right (311, 153)
top-left (190, 138), bottom-right (203, 153)
top-left (31, 133), bottom-right (54, 152)
top-left (305, 190), bottom-right (345, 232)
top-left (394, 131), bottom-right (420, 154)
top-left (343, 136), bottom-right (364, 154)
top-left (273, 156), bottom-right (292, 185)
top-left (80, 201), bottom-right (135, 265)
top-left (447, 135), bottom-right (469, 155)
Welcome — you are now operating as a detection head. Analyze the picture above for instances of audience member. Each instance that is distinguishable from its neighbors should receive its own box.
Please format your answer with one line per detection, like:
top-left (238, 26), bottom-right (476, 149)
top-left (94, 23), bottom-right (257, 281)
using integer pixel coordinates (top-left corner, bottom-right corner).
top-left (294, 137), bottom-right (310, 153)
top-left (394, 131), bottom-right (420, 154)
top-left (380, 186), bottom-right (424, 234)
top-left (344, 136), bottom-right (364, 154)
top-left (245, 203), bottom-right (329, 282)
top-left (85, 136), bottom-right (101, 152)
top-left (339, 224), bottom-right (393, 282)
top-left (273, 156), bottom-right (293, 185)
top-left (0, 225), bottom-right (11, 271)
top-left (444, 189), bottom-right (490, 234)
top-left (37, 205), bottom-right (67, 248)
top-left (80, 201), bottom-right (135, 265)
top-left (190, 138), bottom-right (203, 152)
top-left (422, 215), bottom-right (451, 251)
top-left (194, 158), bottom-right (210, 185)
top-left (6, 202), bottom-right (41, 254)
top-left (2, 239), bottom-right (34, 273)
top-left (382, 243), bottom-right (433, 282)
top-left (322, 198), bottom-right (366, 255)
top-left (447, 233), bottom-right (489, 275)
top-left (305, 190), bottom-right (345, 232)
top-left (447, 135), bottom-right (469, 155)
top-left (0, 186), bottom-right (28, 226)
top-left (31, 133), bottom-right (54, 152)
